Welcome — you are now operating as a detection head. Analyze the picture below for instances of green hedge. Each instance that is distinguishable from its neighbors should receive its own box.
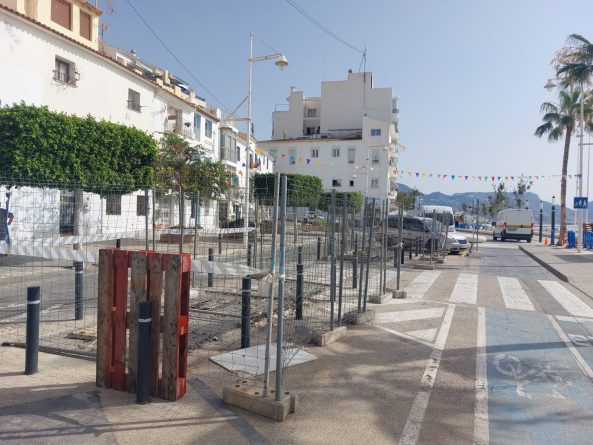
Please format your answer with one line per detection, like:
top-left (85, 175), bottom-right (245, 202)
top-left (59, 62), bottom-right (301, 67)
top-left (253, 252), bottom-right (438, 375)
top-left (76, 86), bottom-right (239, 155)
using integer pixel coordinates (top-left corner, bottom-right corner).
top-left (0, 103), bottom-right (157, 191)
top-left (253, 173), bottom-right (323, 208)
top-left (318, 191), bottom-right (363, 211)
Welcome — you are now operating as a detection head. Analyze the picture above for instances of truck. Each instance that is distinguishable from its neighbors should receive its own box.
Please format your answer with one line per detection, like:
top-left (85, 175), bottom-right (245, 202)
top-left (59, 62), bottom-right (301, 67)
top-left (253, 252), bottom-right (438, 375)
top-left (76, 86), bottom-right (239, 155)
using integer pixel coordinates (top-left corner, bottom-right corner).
top-left (492, 209), bottom-right (534, 242)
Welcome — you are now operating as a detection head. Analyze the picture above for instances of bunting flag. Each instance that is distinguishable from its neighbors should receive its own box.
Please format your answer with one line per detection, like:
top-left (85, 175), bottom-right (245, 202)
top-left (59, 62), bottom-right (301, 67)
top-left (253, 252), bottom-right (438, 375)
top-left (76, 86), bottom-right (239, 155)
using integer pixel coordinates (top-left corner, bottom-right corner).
top-left (306, 159), bottom-right (311, 165)
top-left (451, 175), bottom-right (456, 180)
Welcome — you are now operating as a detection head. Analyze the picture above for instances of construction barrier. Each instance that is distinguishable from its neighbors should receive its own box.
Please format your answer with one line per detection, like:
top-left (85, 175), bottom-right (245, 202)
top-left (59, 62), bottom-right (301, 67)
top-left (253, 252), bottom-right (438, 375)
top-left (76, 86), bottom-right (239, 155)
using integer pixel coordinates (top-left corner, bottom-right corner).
top-left (96, 249), bottom-right (191, 401)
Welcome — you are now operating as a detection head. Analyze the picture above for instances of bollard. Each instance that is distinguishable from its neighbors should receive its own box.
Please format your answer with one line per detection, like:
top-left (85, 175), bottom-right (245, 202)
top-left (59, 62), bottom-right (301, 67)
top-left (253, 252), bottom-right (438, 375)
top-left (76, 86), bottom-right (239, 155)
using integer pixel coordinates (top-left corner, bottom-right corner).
top-left (207, 248), bottom-right (214, 287)
top-left (241, 278), bottom-right (251, 348)
top-left (25, 286), bottom-right (41, 375)
top-left (408, 243), bottom-right (412, 260)
top-left (218, 234), bottom-right (222, 255)
top-left (136, 301), bottom-right (152, 405)
top-left (296, 246), bottom-right (303, 320)
top-left (116, 238), bottom-right (121, 249)
top-left (74, 261), bottom-right (84, 321)
top-left (401, 243), bottom-right (405, 265)
top-left (317, 236), bottom-right (322, 260)
top-left (247, 243), bottom-right (252, 267)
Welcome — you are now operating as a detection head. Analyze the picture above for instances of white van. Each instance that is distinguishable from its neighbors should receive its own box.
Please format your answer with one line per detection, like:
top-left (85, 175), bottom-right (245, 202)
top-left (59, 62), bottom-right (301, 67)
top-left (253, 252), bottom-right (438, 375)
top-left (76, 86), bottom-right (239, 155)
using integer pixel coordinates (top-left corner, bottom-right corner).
top-left (493, 209), bottom-right (534, 242)
top-left (421, 205), bottom-right (456, 232)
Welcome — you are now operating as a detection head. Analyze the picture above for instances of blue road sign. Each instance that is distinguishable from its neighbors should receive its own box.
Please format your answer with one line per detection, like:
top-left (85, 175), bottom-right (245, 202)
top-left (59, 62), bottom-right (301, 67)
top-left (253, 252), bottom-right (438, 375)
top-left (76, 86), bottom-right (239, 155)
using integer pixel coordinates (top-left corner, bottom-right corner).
top-left (574, 197), bottom-right (588, 209)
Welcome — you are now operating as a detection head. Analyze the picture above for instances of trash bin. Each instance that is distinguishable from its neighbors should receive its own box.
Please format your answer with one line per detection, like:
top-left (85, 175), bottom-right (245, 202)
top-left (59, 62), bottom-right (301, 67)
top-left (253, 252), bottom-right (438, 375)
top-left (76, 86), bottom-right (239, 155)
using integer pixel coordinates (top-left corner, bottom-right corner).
top-left (567, 230), bottom-right (576, 248)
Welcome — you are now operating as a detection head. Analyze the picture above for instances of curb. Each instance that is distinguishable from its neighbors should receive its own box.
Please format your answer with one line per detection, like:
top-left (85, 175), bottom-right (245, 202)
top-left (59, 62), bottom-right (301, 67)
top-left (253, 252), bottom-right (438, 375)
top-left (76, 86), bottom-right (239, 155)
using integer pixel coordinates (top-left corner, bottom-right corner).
top-left (518, 245), bottom-right (569, 282)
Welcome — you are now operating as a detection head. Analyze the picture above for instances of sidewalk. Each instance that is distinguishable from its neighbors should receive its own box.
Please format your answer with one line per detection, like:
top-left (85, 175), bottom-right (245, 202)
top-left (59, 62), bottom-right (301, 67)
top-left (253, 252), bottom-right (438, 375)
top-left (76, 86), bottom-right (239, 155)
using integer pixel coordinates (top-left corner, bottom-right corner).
top-left (519, 244), bottom-right (593, 299)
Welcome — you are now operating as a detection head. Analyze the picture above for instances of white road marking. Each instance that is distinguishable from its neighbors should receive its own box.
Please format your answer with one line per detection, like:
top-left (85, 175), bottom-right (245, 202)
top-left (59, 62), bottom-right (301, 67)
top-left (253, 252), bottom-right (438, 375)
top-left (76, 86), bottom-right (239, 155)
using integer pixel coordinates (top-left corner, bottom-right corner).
top-left (556, 315), bottom-right (593, 323)
top-left (474, 306), bottom-right (489, 445)
top-left (404, 271), bottom-right (441, 299)
top-left (539, 280), bottom-right (593, 318)
top-left (375, 308), bottom-right (445, 324)
top-left (406, 328), bottom-right (437, 343)
top-left (548, 315), bottom-right (593, 382)
top-left (449, 273), bottom-right (478, 305)
top-left (375, 325), bottom-right (434, 349)
top-left (399, 304), bottom-right (455, 445)
top-left (498, 277), bottom-right (535, 311)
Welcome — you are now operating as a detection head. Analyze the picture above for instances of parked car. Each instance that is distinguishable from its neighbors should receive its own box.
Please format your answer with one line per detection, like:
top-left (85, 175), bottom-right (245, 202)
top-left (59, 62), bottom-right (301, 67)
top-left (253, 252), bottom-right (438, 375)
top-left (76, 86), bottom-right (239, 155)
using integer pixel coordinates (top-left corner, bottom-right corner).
top-left (303, 211), bottom-right (325, 224)
top-left (493, 209), bottom-right (534, 242)
top-left (377, 215), bottom-right (469, 253)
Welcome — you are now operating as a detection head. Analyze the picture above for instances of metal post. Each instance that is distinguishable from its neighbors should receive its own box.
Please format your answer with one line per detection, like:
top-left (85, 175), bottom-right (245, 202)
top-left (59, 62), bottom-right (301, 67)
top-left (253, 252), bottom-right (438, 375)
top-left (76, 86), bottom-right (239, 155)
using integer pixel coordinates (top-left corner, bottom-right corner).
top-left (357, 199), bottom-right (368, 312)
top-left (551, 198), bottom-right (556, 245)
top-left (179, 187), bottom-right (184, 254)
top-left (353, 233), bottom-right (358, 289)
top-left (152, 187), bottom-right (156, 250)
top-left (207, 248), bottom-right (213, 287)
top-left (379, 200), bottom-right (385, 295)
top-left (136, 300), bottom-right (152, 405)
top-left (397, 202), bottom-right (404, 291)
top-left (430, 211), bottom-right (436, 268)
top-left (539, 201), bottom-right (543, 243)
top-left (241, 278), bottom-right (251, 348)
top-left (296, 246), bottom-right (303, 320)
top-left (443, 214), bottom-right (450, 258)
top-left (254, 199), bottom-right (258, 269)
top-left (247, 243), bottom-right (252, 267)
top-left (316, 236), bottom-right (322, 260)
top-left (275, 174), bottom-right (288, 402)
top-left (25, 286), bottom-right (40, 375)
top-left (218, 234), bottom-right (222, 255)
top-left (74, 261), bottom-right (84, 320)
top-left (338, 195), bottom-right (347, 324)
top-left (363, 198), bottom-right (376, 312)
top-left (329, 190), bottom-right (336, 330)
top-left (382, 199), bottom-right (387, 293)
top-left (264, 173), bottom-right (281, 398)
top-left (145, 189), bottom-right (149, 251)
top-left (192, 192), bottom-right (199, 288)
top-left (476, 198), bottom-right (480, 253)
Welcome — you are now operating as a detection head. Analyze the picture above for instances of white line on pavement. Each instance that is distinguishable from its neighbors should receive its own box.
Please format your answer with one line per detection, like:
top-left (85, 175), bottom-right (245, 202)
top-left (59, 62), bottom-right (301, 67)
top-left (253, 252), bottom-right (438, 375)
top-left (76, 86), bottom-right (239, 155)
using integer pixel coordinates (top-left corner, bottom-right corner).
top-left (375, 325), bottom-right (434, 349)
top-left (449, 273), bottom-right (478, 305)
top-left (375, 308), bottom-right (445, 324)
top-left (548, 315), bottom-right (593, 382)
top-left (399, 304), bottom-right (455, 445)
top-left (539, 280), bottom-right (593, 318)
top-left (474, 306), bottom-right (489, 445)
top-left (405, 271), bottom-right (441, 299)
top-left (498, 277), bottom-right (535, 311)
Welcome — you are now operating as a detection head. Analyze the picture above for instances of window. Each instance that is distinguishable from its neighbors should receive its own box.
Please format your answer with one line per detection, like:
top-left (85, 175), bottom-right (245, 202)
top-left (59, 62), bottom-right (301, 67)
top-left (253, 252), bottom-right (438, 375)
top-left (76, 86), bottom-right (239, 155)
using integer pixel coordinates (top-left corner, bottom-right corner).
top-left (306, 108), bottom-right (317, 118)
top-left (136, 195), bottom-right (148, 216)
top-left (51, 0), bottom-right (71, 30)
top-left (332, 147), bottom-right (340, 158)
top-left (332, 179), bottom-right (342, 187)
top-left (127, 89), bottom-right (141, 112)
top-left (311, 147), bottom-right (319, 158)
top-left (289, 148), bottom-right (296, 165)
top-left (205, 119), bottom-right (213, 138)
top-left (349, 180), bottom-right (355, 187)
top-left (218, 202), bottom-right (228, 222)
top-left (193, 113), bottom-right (201, 139)
top-left (305, 127), bottom-right (316, 135)
top-left (370, 178), bottom-right (379, 189)
top-left (106, 194), bottom-right (122, 216)
top-left (372, 149), bottom-right (380, 165)
top-left (80, 11), bottom-right (91, 40)
top-left (370, 128), bottom-right (382, 136)
top-left (54, 57), bottom-right (77, 86)
top-left (348, 147), bottom-right (356, 164)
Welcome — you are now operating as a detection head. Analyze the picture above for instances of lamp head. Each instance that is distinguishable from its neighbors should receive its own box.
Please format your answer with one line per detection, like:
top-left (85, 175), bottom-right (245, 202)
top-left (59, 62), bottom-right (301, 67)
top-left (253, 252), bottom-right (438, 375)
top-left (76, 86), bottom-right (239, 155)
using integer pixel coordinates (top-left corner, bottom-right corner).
top-left (544, 78), bottom-right (557, 92)
top-left (275, 55), bottom-right (289, 71)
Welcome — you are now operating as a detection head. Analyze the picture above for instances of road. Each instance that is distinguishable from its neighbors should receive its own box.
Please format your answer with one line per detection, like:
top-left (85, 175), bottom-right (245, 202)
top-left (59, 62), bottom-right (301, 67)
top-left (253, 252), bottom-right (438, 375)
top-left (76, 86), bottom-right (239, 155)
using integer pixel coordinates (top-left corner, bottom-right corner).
top-left (366, 240), bottom-right (593, 444)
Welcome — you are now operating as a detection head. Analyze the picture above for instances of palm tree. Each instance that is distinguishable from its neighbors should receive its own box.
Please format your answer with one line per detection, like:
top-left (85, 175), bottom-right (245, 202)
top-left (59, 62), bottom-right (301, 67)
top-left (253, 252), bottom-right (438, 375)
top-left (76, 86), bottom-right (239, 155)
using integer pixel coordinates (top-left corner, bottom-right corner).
top-left (555, 34), bottom-right (593, 87)
top-left (535, 90), bottom-right (586, 245)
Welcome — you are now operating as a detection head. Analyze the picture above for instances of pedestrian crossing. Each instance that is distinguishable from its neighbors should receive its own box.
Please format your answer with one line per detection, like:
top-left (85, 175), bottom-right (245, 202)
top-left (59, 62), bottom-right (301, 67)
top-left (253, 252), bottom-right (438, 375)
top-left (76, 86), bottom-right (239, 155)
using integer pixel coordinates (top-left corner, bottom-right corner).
top-left (374, 270), bottom-right (593, 345)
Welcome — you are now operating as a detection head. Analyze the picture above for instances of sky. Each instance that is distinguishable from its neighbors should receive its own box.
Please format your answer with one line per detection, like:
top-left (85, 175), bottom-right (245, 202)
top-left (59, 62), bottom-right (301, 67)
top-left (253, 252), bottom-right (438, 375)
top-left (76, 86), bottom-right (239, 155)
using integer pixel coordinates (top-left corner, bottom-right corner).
top-left (103, 0), bottom-right (593, 206)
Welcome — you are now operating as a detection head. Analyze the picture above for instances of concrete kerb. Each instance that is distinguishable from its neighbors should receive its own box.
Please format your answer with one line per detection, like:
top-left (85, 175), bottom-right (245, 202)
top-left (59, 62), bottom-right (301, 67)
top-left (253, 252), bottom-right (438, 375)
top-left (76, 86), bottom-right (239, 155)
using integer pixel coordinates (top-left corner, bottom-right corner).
top-left (369, 293), bottom-right (392, 304)
top-left (311, 325), bottom-right (348, 346)
top-left (518, 245), bottom-right (569, 282)
top-left (222, 382), bottom-right (297, 422)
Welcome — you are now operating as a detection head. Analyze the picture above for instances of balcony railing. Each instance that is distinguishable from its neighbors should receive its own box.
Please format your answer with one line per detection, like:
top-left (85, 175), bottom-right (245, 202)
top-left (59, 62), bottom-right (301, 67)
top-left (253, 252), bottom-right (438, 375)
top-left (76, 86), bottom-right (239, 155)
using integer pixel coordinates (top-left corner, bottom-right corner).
top-left (127, 100), bottom-right (141, 112)
top-left (53, 70), bottom-right (78, 87)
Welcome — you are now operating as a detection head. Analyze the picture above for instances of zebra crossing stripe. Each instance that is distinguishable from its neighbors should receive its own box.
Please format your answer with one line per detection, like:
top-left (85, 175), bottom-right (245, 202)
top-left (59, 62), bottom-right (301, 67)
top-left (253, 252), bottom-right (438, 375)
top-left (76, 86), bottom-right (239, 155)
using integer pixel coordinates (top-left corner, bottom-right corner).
top-left (449, 273), bottom-right (478, 305)
top-left (498, 277), bottom-right (534, 311)
top-left (405, 270), bottom-right (441, 299)
top-left (539, 280), bottom-right (593, 318)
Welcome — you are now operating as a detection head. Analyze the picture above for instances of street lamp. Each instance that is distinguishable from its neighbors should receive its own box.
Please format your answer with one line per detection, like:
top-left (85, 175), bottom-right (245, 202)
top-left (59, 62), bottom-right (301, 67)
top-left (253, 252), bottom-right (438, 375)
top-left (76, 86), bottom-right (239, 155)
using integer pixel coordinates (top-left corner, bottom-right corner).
top-left (244, 33), bottom-right (288, 246)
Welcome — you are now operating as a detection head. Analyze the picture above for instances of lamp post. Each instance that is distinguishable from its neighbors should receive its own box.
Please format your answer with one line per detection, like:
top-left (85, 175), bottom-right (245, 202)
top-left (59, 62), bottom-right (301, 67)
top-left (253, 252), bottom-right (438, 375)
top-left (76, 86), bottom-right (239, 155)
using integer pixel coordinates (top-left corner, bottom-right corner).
top-left (551, 195), bottom-right (556, 246)
top-left (539, 200), bottom-right (543, 243)
top-left (244, 33), bottom-right (288, 246)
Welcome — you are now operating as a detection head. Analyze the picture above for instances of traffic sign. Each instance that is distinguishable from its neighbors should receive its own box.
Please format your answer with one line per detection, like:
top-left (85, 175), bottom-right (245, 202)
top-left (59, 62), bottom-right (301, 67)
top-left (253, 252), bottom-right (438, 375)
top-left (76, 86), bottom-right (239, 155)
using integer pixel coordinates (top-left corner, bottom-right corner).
top-left (574, 197), bottom-right (588, 209)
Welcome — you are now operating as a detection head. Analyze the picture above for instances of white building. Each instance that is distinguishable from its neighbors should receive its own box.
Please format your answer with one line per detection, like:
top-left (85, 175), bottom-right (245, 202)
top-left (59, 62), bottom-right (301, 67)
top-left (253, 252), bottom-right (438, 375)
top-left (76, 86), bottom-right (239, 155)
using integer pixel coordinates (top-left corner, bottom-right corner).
top-left (259, 71), bottom-right (402, 204)
top-left (0, 0), bottom-right (236, 237)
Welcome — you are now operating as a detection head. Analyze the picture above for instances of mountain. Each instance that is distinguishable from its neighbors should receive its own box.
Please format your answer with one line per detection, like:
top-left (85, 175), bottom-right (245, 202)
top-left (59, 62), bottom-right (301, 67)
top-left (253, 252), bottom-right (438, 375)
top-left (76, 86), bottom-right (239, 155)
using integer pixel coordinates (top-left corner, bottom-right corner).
top-left (396, 183), bottom-right (591, 225)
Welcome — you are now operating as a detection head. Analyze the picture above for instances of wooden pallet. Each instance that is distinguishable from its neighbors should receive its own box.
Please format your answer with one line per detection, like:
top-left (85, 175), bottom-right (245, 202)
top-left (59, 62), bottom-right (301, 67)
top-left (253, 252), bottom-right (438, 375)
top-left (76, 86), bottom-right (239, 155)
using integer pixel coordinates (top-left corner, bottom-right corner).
top-left (96, 249), bottom-right (191, 401)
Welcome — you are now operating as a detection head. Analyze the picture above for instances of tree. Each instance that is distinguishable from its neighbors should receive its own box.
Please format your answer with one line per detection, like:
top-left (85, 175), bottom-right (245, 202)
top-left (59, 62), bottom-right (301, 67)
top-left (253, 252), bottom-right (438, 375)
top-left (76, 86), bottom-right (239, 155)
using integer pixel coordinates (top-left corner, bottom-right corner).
top-left (512, 177), bottom-right (533, 209)
top-left (395, 187), bottom-right (423, 210)
top-left (555, 34), bottom-right (593, 87)
top-left (485, 183), bottom-right (508, 218)
top-left (253, 173), bottom-right (323, 208)
top-left (318, 191), bottom-right (363, 212)
top-left (535, 90), bottom-right (590, 245)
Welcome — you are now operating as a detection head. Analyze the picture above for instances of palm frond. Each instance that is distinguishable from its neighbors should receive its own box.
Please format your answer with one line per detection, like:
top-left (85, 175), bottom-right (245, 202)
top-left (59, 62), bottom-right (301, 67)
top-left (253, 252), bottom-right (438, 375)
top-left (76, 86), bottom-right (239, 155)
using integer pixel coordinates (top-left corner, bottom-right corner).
top-left (540, 102), bottom-right (558, 114)
top-left (548, 126), bottom-right (564, 142)
top-left (535, 122), bottom-right (553, 138)
top-left (566, 34), bottom-right (592, 47)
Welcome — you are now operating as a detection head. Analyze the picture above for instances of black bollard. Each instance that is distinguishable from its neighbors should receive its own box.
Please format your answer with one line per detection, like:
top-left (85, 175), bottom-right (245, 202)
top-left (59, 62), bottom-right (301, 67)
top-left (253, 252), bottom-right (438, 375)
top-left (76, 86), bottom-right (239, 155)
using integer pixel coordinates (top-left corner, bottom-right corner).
top-left (408, 243), bottom-right (412, 260)
top-left (241, 278), bottom-right (251, 348)
top-left (218, 234), bottom-right (222, 255)
top-left (247, 243), bottom-right (252, 267)
top-left (74, 261), bottom-right (84, 320)
top-left (317, 236), bottom-right (322, 260)
top-left (116, 238), bottom-right (121, 249)
top-left (207, 248), bottom-right (213, 287)
top-left (25, 286), bottom-right (41, 375)
top-left (296, 246), bottom-right (303, 320)
top-left (136, 301), bottom-right (152, 405)
top-left (401, 243), bottom-right (405, 265)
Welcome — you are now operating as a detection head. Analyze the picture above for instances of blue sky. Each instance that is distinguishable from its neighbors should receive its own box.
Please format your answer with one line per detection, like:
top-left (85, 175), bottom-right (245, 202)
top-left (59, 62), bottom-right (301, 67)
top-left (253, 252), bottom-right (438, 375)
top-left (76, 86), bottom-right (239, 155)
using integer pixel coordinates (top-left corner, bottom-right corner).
top-left (104, 0), bottom-right (593, 205)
